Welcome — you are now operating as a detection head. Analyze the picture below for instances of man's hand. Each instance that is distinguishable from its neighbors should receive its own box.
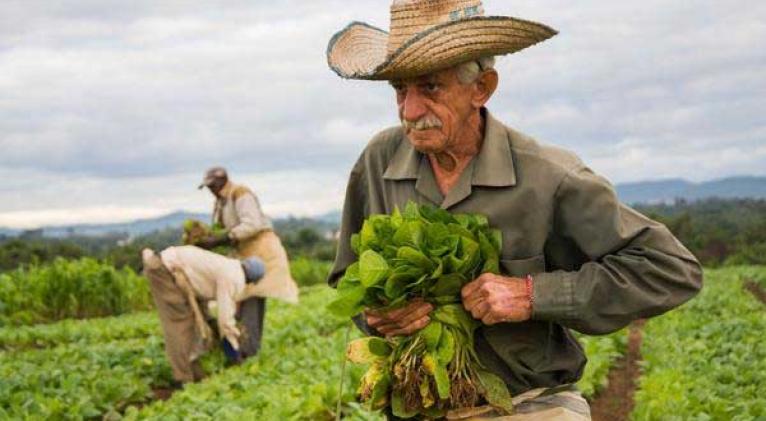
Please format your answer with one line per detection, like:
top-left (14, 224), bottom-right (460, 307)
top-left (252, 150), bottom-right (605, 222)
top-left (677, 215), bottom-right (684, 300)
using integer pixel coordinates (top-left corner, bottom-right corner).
top-left (365, 298), bottom-right (434, 337)
top-left (461, 273), bottom-right (532, 325)
top-left (196, 232), bottom-right (230, 250)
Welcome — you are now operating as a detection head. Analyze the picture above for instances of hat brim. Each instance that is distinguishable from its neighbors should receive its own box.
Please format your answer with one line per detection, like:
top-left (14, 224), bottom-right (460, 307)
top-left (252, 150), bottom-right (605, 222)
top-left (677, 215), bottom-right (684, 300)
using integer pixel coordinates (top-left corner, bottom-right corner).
top-left (327, 16), bottom-right (557, 80)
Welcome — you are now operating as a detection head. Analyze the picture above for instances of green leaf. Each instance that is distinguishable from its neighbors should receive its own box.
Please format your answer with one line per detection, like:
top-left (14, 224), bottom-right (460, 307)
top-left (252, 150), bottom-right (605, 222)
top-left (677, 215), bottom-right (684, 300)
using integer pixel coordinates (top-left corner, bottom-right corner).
top-left (432, 304), bottom-right (478, 334)
top-left (393, 221), bottom-right (424, 249)
top-left (359, 250), bottom-right (390, 287)
top-left (476, 369), bottom-right (514, 414)
top-left (360, 220), bottom-right (377, 251)
top-left (423, 353), bottom-right (450, 400)
top-left (403, 202), bottom-right (421, 220)
top-left (436, 329), bottom-right (455, 364)
top-left (384, 273), bottom-right (411, 299)
top-left (397, 247), bottom-right (434, 272)
top-left (420, 321), bottom-right (442, 351)
top-left (350, 233), bottom-right (361, 255)
top-left (326, 284), bottom-right (366, 318)
top-left (368, 337), bottom-right (392, 357)
top-left (430, 273), bottom-right (465, 297)
top-left (478, 232), bottom-right (500, 275)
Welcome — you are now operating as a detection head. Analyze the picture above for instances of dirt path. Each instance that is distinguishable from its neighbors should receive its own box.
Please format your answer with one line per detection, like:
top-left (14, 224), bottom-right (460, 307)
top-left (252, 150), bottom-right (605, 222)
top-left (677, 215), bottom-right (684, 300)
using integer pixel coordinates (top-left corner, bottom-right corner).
top-left (744, 280), bottom-right (766, 306)
top-left (590, 320), bottom-right (645, 421)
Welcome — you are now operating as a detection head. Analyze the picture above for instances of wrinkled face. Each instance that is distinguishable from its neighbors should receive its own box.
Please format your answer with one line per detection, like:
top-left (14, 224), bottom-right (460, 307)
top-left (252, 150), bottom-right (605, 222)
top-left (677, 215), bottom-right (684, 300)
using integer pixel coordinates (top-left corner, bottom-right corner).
top-left (391, 67), bottom-right (476, 154)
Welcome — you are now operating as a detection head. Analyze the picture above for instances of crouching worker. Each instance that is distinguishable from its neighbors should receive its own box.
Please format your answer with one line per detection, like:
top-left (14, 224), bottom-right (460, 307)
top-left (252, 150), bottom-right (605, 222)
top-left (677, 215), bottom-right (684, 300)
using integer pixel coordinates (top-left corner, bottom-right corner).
top-left (141, 245), bottom-right (299, 384)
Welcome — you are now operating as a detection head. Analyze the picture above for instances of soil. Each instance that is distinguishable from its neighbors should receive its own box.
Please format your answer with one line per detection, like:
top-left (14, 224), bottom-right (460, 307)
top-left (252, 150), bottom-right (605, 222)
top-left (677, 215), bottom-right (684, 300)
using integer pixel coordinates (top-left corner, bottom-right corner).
top-left (744, 280), bottom-right (766, 305)
top-left (590, 320), bottom-right (645, 421)
top-left (151, 387), bottom-right (176, 401)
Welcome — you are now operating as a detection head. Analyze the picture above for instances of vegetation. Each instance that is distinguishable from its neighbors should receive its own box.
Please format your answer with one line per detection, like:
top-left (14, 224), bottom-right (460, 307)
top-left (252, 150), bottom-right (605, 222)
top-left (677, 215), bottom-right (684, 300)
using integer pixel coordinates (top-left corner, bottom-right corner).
top-left (632, 266), bottom-right (766, 419)
top-left (576, 331), bottom-right (628, 399)
top-left (290, 257), bottom-right (333, 287)
top-left (0, 337), bottom-right (173, 420)
top-left (331, 202), bottom-right (512, 417)
top-left (4, 262), bottom-right (762, 419)
top-left (0, 257), bottom-right (151, 326)
top-left (636, 198), bottom-right (766, 266)
top-left (0, 311), bottom-right (159, 351)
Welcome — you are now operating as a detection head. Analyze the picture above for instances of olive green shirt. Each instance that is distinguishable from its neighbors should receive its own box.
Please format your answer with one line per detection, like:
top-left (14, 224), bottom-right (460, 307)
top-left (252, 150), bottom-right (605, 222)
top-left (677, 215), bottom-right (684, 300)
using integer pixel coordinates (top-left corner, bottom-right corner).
top-left (329, 110), bottom-right (703, 394)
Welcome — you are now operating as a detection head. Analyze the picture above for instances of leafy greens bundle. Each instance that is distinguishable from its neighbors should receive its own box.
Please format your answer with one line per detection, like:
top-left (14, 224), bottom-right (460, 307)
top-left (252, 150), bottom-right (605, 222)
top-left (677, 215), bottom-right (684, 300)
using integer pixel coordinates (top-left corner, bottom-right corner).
top-left (181, 220), bottom-right (231, 254)
top-left (329, 202), bottom-right (513, 418)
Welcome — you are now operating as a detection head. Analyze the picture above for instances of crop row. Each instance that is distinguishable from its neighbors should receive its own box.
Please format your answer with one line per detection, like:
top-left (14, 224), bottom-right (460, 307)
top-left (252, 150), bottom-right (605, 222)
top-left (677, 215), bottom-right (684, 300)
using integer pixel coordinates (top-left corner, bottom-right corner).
top-left (576, 330), bottom-right (628, 400)
top-left (1, 284), bottom-right (633, 420)
top-left (632, 266), bottom-right (766, 420)
top-left (0, 257), bottom-right (151, 326)
top-left (0, 337), bottom-right (174, 420)
top-left (0, 311), bottom-right (159, 351)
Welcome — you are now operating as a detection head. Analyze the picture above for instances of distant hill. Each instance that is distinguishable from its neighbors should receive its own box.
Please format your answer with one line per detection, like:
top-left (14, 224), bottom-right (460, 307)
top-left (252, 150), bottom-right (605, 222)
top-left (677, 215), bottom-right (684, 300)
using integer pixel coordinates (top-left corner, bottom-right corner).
top-left (1, 176), bottom-right (764, 238)
top-left (41, 211), bottom-right (209, 238)
top-left (616, 176), bottom-right (766, 205)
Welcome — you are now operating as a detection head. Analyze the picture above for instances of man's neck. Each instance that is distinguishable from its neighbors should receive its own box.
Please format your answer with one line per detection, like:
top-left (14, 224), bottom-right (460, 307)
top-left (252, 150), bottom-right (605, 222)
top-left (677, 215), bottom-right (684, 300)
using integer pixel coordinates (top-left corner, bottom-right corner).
top-left (429, 111), bottom-right (484, 195)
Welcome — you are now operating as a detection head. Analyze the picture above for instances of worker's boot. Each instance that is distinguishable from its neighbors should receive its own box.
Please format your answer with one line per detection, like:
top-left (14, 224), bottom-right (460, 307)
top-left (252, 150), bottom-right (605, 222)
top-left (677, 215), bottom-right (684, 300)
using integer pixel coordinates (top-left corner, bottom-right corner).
top-left (238, 296), bottom-right (266, 358)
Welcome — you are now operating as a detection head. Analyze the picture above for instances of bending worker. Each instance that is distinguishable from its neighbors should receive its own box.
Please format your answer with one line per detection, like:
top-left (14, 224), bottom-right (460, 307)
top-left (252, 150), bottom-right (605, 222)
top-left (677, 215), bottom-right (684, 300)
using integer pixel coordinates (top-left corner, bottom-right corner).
top-left (195, 166), bottom-right (297, 357)
top-left (142, 245), bottom-right (298, 384)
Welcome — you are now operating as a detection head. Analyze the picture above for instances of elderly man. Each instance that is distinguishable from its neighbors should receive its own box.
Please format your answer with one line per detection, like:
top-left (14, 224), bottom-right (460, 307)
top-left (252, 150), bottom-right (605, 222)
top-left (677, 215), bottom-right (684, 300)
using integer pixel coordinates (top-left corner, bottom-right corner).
top-left (196, 167), bottom-right (298, 358)
top-left (326, 1), bottom-right (702, 419)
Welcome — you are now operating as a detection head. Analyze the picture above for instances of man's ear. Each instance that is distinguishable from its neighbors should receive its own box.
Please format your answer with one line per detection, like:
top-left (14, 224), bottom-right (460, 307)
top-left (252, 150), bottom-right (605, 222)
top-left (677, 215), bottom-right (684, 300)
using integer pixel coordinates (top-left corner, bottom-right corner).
top-left (472, 69), bottom-right (499, 108)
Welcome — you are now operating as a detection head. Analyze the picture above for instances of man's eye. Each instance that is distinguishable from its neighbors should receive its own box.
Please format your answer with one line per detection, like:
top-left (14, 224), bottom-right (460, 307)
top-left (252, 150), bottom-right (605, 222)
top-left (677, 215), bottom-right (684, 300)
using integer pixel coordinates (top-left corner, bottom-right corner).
top-left (424, 83), bottom-right (439, 93)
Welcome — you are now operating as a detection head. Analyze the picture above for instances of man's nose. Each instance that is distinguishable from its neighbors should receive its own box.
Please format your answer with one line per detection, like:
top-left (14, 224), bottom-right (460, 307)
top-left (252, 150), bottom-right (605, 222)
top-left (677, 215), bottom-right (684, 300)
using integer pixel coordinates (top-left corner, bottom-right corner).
top-left (401, 88), bottom-right (428, 123)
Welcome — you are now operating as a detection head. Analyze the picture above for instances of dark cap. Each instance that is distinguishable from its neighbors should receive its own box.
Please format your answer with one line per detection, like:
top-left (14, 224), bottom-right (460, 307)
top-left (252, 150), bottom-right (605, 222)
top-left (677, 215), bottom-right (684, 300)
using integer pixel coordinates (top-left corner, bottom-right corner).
top-left (198, 166), bottom-right (228, 189)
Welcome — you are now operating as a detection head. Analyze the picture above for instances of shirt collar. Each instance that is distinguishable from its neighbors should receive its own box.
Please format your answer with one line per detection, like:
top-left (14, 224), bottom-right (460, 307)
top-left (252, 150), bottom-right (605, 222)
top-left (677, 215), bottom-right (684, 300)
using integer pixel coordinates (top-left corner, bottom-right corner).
top-left (382, 109), bottom-right (517, 188)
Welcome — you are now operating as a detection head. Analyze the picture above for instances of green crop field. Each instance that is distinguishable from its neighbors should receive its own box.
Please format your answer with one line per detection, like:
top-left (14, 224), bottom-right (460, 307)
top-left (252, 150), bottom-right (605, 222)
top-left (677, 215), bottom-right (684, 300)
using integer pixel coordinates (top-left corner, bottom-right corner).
top-left (1, 260), bottom-right (764, 420)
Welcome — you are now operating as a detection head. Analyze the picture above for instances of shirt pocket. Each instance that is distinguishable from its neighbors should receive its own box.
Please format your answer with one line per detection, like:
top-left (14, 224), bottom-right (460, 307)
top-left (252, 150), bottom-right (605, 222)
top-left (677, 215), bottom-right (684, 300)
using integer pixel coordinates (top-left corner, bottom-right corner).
top-left (500, 254), bottom-right (546, 278)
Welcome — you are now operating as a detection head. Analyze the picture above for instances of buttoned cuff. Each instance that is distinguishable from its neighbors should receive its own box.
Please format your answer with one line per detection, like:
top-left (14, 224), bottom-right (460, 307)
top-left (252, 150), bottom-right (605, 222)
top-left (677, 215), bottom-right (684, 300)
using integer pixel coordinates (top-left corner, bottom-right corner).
top-left (531, 270), bottom-right (577, 321)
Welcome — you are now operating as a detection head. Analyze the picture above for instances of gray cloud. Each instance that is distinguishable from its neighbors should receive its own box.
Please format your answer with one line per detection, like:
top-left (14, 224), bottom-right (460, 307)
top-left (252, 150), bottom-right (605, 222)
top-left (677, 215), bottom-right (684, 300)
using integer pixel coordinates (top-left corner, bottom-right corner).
top-left (0, 0), bottom-right (764, 226)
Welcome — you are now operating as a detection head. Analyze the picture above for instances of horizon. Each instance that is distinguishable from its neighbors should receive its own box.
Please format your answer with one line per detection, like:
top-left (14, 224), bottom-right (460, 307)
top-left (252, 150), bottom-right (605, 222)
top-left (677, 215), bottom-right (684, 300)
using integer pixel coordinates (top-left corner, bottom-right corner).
top-left (1, 1), bottom-right (764, 229)
top-left (2, 175), bottom-right (765, 230)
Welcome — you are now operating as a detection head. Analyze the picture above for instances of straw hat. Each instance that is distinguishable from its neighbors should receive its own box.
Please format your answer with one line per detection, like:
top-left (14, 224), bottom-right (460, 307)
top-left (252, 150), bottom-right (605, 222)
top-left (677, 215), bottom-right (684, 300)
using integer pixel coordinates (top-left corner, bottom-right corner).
top-left (327, 0), bottom-right (557, 80)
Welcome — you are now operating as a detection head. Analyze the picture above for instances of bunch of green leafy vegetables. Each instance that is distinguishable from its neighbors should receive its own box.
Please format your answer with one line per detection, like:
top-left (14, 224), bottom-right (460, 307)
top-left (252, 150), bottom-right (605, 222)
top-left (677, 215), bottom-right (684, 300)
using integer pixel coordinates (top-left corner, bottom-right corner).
top-left (182, 219), bottom-right (231, 254)
top-left (329, 201), bottom-right (513, 418)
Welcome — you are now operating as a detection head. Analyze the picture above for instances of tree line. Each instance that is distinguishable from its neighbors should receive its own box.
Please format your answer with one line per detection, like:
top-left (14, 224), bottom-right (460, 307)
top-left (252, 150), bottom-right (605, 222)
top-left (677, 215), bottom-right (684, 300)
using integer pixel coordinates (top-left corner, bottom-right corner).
top-left (1, 198), bottom-right (764, 273)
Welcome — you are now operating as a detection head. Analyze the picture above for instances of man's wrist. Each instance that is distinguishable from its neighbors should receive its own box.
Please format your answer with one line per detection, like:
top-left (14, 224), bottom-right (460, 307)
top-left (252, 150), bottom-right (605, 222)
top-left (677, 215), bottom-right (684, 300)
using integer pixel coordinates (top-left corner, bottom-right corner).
top-left (525, 274), bottom-right (534, 312)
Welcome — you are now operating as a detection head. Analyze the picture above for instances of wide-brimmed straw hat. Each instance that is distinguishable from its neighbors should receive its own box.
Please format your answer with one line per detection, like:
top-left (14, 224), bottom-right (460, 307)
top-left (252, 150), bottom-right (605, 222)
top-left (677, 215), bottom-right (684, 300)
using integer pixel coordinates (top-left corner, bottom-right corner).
top-left (327, 0), bottom-right (557, 80)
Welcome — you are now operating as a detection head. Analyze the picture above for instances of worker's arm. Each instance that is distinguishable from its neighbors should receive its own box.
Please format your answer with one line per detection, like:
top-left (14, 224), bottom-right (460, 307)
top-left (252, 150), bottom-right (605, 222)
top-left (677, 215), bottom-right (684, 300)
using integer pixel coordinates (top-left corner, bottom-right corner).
top-left (531, 165), bottom-right (703, 334)
top-left (228, 191), bottom-right (271, 242)
top-left (215, 275), bottom-right (241, 350)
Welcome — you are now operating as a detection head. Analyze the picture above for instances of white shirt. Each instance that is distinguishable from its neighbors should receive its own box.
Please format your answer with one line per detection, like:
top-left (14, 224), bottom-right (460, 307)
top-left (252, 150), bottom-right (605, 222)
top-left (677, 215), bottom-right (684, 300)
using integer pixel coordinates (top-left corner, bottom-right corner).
top-left (160, 245), bottom-right (245, 348)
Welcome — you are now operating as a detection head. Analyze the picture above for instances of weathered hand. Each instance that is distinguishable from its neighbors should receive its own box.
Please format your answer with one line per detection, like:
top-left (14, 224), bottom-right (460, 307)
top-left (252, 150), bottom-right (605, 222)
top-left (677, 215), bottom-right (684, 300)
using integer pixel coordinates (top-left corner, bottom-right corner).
top-left (196, 232), bottom-right (230, 250)
top-left (461, 273), bottom-right (532, 325)
top-left (365, 298), bottom-right (434, 338)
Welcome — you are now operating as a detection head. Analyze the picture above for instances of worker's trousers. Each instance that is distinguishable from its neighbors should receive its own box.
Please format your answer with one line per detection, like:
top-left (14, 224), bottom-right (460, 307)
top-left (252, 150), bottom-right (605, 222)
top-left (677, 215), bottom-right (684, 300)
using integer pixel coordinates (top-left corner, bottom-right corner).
top-left (142, 253), bottom-right (205, 383)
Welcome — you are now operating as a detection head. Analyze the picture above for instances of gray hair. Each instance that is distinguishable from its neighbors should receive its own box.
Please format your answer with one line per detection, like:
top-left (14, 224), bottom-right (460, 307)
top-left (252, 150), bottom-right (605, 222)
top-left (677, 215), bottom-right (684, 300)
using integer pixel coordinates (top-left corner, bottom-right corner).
top-left (455, 56), bottom-right (496, 84)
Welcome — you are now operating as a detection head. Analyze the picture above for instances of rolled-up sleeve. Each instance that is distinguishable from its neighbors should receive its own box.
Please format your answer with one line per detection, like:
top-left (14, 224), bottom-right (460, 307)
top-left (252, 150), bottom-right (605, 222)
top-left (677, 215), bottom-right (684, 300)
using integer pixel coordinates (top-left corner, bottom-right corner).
top-left (229, 194), bottom-right (270, 242)
top-left (531, 165), bottom-right (703, 334)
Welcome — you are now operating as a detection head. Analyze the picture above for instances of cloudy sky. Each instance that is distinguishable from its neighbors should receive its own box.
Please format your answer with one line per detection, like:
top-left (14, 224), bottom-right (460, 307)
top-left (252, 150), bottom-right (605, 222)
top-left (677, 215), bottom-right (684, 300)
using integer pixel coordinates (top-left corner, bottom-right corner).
top-left (1, 0), bottom-right (764, 228)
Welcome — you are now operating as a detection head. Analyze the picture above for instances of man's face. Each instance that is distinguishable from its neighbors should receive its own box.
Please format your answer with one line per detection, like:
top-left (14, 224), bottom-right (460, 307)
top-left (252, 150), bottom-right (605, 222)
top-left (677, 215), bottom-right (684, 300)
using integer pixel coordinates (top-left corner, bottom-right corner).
top-left (207, 177), bottom-right (227, 196)
top-left (391, 67), bottom-right (477, 154)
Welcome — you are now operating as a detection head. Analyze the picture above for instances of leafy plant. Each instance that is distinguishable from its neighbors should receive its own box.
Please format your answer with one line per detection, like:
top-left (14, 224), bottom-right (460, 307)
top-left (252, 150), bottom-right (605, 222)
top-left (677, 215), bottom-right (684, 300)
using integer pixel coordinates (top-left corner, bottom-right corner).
top-left (328, 202), bottom-right (512, 418)
top-left (290, 257), bottom-right (333, 287)
top-left (631, 266), bottom-right (766, 419)
top-left (0, 257), bottom-right (151, 326)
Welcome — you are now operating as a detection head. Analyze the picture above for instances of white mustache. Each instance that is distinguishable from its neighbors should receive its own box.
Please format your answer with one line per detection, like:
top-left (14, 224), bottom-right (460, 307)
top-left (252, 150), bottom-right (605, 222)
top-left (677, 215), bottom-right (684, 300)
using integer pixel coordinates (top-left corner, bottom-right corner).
top-left (402, 114), bottom-right (443, 131)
